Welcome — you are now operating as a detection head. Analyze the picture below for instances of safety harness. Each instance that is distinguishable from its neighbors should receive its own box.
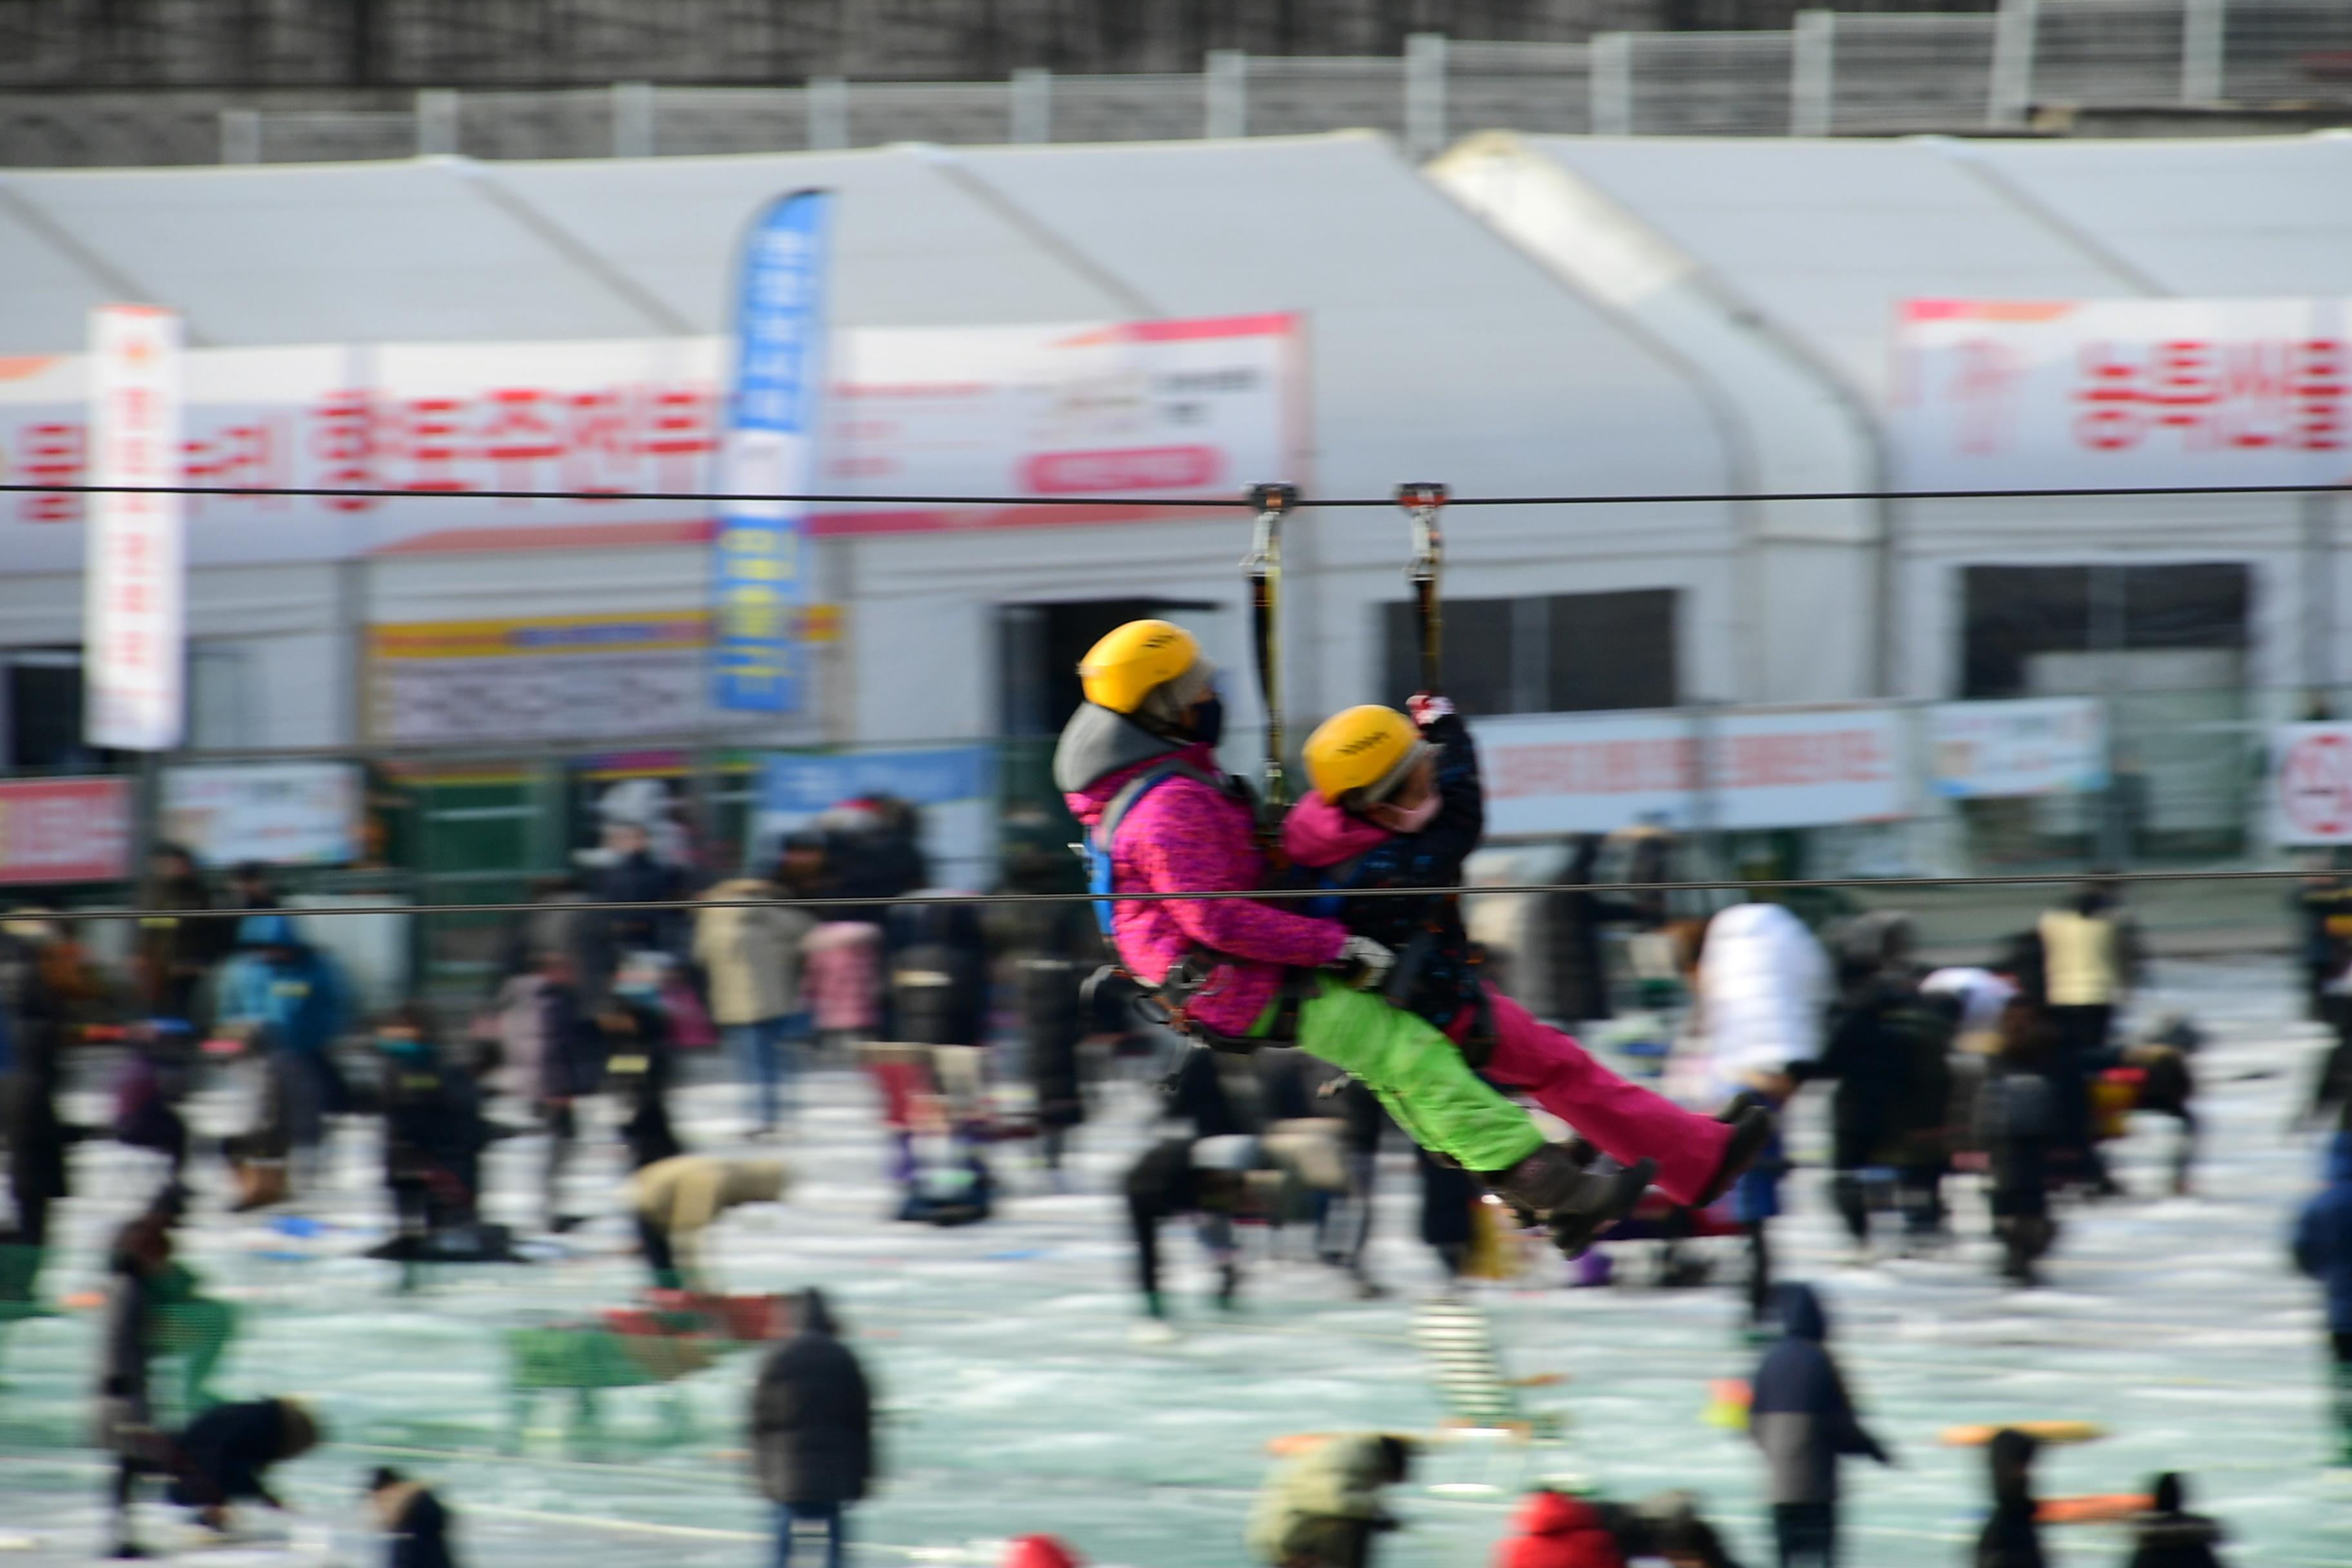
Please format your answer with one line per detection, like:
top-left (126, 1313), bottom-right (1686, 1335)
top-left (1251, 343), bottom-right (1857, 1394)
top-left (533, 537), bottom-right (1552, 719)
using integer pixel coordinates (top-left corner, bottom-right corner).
top-left (1077, 760), bottom-right (1304, 1050)
top-left (1304, 843), bottom-right (1496, 1066)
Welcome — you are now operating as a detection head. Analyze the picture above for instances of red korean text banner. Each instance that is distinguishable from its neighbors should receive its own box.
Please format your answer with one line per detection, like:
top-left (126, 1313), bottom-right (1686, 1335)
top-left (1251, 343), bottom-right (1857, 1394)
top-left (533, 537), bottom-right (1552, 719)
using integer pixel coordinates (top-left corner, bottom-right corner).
top-left (1890, 298), bottom-right (2351, 491)
top-left (0, 315), bottom-right (1305, 572)
top-left (0, 776), bottom-right (132, 885)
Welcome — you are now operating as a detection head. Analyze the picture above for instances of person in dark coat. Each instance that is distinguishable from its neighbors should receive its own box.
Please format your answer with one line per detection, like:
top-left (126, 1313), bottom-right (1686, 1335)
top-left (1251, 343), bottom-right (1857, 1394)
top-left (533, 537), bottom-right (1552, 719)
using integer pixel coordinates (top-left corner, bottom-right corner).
top-left (94, 1202), bottom-right (175, 1558)
top-left (594, 821), bottom-right (687, 968)
top-left (750, 1288), bottom-right (876, 1568)
top-left (1974, 1428), bottom-right (2045, 1568)
top-left (532, 950), bottom-right (607, 1232)
top-left (166, 1397), bottom-right (321, 1532)
top-left (373, 1010), bottom-right (500, 1266)
top-left (1, 915), bottom-right (73, 1268)
top-left (2124, 1472), bottom-right (2226, 1568)
top-left (1981, 1004), bottom-right (2063, 1288)
top-left (886, 899), bottom-right (990, 1049)
top-left (368, 1467), bottom-right (458, 1568)
top-left (134, 845), bottom-right (233, 1025)
top-left (994, 828), bottom-right (1095, 1185)
top-left (1747, 1282), bottom-right (1892, 1567)
top-left (600, 966), bottom-right (683, 1171)
top-left (1808, 913), bottom-right (1946, 1259)
top-left (2293, 1125), bottom-right (2352, 1466)
top-left (112, 1022), bottom-right (194, 1178)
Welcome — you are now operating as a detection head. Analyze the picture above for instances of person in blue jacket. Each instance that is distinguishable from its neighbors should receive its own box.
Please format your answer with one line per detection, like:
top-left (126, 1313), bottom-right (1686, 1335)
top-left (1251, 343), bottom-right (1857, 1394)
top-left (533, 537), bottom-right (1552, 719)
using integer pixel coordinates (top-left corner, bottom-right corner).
top-left (2292, 1126), bottom-right (2352, 1466)
top-left (1748, 1282), bottom-right (1893, 1567)
top-left (217, 915), bottom-right (351, 1191)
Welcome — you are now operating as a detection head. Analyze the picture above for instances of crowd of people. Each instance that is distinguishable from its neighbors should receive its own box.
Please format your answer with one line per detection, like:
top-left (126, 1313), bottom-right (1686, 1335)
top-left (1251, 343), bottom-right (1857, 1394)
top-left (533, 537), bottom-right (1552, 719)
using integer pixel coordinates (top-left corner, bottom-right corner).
top-left (0, 616), bottom-right (2339, 1565)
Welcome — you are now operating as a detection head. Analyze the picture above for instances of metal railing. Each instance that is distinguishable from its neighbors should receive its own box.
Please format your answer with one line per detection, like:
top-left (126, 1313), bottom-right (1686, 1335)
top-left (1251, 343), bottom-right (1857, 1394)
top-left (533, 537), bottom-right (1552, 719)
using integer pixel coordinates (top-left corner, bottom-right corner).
top-left (5, 1), bottom-right (2351, 168)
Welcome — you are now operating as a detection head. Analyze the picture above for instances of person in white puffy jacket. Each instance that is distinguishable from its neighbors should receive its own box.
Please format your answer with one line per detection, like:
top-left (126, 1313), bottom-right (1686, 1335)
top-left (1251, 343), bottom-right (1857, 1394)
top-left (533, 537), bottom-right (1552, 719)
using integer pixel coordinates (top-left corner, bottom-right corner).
top-left (1692, 900), bottom-right (1831, 1328)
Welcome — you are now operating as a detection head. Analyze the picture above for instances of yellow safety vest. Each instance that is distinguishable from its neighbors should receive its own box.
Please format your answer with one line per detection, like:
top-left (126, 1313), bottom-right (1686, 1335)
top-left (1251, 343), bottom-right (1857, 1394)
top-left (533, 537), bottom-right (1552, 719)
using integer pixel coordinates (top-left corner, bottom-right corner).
top-left (2039, 910), bottom-right (2118, 1007)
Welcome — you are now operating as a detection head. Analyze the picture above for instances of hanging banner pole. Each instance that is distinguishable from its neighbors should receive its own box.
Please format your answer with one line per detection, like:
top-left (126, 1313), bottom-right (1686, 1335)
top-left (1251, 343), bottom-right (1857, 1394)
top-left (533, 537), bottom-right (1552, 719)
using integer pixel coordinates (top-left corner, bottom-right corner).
top-left (1398, 482), bottom-right (1446, 694)
top-left (85, 304), bottom-right (187, 755)
top-left (1242, 482), bottom-right (1298, 809)
top-left (713, 188), bottom-right (833, 715)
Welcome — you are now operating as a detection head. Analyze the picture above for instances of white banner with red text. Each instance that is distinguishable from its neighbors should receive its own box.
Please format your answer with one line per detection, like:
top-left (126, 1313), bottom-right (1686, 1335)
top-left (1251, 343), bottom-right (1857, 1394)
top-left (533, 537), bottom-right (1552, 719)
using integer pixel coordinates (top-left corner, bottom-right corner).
top-left (1890, 297), bottom-right (2351, 492)
top-left (0, 315), bottom-right (1306, 572)
top-left (1472, 705), bottom-right (1908, 835)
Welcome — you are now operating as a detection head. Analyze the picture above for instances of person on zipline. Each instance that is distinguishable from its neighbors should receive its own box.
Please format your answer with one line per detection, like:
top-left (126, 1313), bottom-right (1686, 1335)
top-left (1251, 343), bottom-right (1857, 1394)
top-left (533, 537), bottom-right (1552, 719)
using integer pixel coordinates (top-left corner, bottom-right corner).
top-left (1055, 619), bottom-right (1647, 1255)
top-left (1282, 696), bottom-right (1772, 1211)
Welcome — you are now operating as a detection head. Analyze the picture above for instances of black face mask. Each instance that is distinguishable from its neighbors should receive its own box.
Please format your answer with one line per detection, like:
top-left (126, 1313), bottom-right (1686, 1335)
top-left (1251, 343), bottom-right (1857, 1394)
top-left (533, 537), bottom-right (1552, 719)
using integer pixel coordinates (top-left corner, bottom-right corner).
top-left (1190, 692), bottom-right (1225, 749)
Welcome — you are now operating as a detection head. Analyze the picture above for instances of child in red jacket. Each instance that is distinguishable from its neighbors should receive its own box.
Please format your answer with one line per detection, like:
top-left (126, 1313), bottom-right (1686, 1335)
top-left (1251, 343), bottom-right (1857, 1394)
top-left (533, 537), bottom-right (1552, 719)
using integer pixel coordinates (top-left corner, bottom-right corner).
top-left (1494, 1489), bottom-right (1625, 1568)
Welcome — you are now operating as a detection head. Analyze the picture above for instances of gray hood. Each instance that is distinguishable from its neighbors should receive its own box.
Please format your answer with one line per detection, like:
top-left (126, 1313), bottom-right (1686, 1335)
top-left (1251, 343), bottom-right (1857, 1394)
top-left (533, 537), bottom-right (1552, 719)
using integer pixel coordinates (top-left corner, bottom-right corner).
top-left (1052, 701), bottom-right (1187, 796)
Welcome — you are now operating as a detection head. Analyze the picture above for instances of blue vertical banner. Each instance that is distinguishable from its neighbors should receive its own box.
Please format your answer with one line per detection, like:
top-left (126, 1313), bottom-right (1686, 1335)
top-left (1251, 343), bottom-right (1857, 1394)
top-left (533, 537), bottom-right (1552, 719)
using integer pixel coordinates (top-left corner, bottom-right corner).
top-left (712, 189), bottom-right (832, 713)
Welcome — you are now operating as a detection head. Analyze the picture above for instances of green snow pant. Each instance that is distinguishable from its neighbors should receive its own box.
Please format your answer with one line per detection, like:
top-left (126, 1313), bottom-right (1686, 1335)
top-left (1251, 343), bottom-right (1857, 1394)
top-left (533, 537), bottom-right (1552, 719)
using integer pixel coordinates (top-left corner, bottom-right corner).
top-left (1255, 975), bottom-right (1545, 1175)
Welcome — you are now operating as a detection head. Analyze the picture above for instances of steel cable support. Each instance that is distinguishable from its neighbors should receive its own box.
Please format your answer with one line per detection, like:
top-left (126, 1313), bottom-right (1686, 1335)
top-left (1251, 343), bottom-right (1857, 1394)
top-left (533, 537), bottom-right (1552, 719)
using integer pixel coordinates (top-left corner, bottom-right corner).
top-left (3, 479), bottom-right (2348, 509)
top-left (23, 864), bottom-right (2342, 924)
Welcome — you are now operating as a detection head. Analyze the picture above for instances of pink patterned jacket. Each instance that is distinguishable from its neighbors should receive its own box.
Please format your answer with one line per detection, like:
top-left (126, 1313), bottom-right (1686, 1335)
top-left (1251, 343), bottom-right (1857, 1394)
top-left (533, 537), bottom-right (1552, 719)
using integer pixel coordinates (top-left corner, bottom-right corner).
top-left (1064, 741), bottom-right (1346, 1037)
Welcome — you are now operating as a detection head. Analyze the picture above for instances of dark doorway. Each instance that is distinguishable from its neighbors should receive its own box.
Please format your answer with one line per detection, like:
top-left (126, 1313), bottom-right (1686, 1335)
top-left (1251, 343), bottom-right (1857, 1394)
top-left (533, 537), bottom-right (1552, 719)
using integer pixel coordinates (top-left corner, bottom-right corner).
top-left (997, 597), bottom-right (1218, 818)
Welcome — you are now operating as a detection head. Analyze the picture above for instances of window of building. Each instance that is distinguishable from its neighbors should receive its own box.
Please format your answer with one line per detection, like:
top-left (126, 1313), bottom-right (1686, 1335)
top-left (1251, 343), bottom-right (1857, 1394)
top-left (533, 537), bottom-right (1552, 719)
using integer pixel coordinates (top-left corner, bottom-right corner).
top-left (1380, 589), bottom-right (1678, 715)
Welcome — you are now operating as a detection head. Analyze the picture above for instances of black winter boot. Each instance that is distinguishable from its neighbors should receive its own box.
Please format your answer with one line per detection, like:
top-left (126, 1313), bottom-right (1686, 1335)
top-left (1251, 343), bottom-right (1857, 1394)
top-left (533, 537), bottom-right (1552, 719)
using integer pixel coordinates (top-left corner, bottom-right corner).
top-left (1484, 1144), bottom-right (1654, 1260)
top-left (1696, 1101), bottom-right (1777, 1207)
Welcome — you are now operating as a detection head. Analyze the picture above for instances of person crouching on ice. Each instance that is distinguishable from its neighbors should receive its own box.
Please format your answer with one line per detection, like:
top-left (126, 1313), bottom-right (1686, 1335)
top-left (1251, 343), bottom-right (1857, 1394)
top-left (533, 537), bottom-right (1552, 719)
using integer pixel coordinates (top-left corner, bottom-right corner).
top-left (1284, 696), bottom-right (1772, 1214)
top-left (1055, 620), bottom-right (1643, 1256)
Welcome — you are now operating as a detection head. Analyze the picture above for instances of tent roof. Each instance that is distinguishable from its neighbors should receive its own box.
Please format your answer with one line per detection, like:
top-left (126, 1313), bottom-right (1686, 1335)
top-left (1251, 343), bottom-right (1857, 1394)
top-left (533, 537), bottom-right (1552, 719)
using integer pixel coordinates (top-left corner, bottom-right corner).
top-left (0, 133), bottom-right (1734, 502)
top-left (1504, 132), bottom-right (2352, 403)
top-left (1511, 135), bottom-right (2142, 401)
top-left (1957, 133), bottom-right (2352, 298)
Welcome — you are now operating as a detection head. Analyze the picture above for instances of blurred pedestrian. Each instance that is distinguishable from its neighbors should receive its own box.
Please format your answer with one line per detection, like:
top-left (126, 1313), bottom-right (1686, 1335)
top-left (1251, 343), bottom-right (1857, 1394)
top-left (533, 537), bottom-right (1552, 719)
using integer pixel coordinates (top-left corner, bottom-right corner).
top-left (596, 819), bottom-right (686, 969)
top-left (2030, 883), bottom-right (2135, 1195)
top-left (94, 1202), bottom-right (174, 1558)
top-left (1691, 903), bottom-right (1830, 1327)
top-left (224, 862), bottom-right (280, 913)
top-left (166, 1396), bottom-right (320, 1536)
top-left (525, 949), bottom-right (606, 1233)
top-left (373, 1007), bottom-right (498, 1265)
top-left (134, 845), bottom-right (231, 1025)
top-left (1626, 1492), bottom-right (1746, 1568)
top-left (1980, 1004), bottom-right (2062, 1288)
top-left (628, 1153), bottom-right (787, 1291)
top-left (886, 896), bottom-right (989, 1049)
top-left (2124, 1472), bottom-right (2226, 1568)
top-left (1246, 1432), bottom-right (1412, 1568)
top-left (1418, 1146), bottom-right (1479, 1282)
top-left (217, 914), bottom-right (352, 1192)
top-left (994, 822), bottom-right (1095, 1187)
top-left (1, 910), bottom-right (72, 1282)
top-left (1974, 1429), bottom-right (2045, 1568)
top-left (1748, 1282), bottom-right (1892, 1567)
top-left (1494, 1487), bottom-right (1625, 1568)
top-left (751, 1288), bottom-right (875, 1568)
top-left (111, 1021), bottom-right (193, 1180)
top-left (694, 857), bottom-right (815, 1137)
top-left (1810, 913), bottom-right (1948, 1262)
top-left (2293, 1122), bottom-right (2352, 1466)
top-left (366, 1467), bottom-right (458, 1568)
top-left (603, 956), bottom-right (683, 1170)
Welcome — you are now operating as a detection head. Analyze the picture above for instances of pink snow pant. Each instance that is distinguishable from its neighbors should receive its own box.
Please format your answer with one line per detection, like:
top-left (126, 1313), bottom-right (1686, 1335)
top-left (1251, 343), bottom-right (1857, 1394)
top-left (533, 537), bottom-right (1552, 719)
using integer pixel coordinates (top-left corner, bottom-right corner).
top-left (1459, 988), bottom-right (1732, 1208)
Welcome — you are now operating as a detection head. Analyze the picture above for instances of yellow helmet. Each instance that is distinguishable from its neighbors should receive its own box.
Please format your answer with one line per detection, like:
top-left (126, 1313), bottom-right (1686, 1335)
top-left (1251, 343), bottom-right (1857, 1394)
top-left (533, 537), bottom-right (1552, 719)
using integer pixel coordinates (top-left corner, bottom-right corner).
top-left (1304, 705), bottom-right (1429, 804)
top-left (1078, 619), bottom-right (1205, 716)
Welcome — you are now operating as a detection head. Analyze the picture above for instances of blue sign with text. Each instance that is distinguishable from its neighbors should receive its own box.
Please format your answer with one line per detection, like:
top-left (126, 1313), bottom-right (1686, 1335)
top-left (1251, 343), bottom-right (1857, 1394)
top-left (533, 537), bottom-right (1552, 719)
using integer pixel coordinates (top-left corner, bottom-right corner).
top-left (712, 188), bottom-right (832, 714)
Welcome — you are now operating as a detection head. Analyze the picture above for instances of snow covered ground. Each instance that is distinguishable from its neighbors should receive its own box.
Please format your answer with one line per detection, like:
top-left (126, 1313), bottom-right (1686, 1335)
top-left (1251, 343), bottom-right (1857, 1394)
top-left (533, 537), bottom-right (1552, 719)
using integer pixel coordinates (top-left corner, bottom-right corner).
top-left (3, 953), bottom-right (2347, 1567)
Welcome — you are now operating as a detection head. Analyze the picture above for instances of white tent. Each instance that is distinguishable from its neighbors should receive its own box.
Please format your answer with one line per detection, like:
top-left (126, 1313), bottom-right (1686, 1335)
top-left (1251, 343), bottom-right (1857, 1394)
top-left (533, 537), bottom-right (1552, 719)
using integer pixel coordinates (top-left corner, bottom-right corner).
top-left (1429, 130), bottom-right (2352, 709)
top-left (0, 134), bottom-right (1745, 760)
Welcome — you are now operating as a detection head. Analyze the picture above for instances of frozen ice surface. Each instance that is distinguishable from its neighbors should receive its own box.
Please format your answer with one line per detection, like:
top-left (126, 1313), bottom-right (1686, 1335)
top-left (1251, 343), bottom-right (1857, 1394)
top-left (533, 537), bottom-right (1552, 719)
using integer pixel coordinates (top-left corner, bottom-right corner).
top-left (5, 954), bottom-right (2351, 1565)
